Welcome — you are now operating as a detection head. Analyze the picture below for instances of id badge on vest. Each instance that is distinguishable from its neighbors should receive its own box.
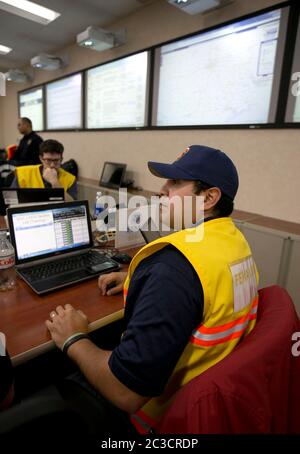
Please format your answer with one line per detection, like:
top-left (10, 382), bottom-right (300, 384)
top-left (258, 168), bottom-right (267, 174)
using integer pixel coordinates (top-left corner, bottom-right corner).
top-left (230, 255), bottom-right (258, 313)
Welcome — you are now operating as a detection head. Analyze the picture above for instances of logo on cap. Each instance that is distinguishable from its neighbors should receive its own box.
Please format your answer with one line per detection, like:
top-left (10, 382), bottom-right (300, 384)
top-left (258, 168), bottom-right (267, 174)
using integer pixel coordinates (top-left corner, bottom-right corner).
top-left (176, 146), bottom-right (190, 161)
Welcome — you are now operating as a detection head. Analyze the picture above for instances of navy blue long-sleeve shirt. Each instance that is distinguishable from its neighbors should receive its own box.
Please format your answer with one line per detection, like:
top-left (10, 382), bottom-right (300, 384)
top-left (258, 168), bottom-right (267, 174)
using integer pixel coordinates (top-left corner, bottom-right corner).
top-left (109, 245), bottom-right (203, 396)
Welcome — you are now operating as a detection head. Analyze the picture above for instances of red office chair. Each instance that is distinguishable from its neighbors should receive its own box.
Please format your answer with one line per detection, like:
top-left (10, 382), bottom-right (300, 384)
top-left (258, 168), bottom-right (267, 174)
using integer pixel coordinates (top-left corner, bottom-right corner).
top-left (6, 144), bottom-right (17, 160)
top-left (156, 286), bottom-right (300, 434)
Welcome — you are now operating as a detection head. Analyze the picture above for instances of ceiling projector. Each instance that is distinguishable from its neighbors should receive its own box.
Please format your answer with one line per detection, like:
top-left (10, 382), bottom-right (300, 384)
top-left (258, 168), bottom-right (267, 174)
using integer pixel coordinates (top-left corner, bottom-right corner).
top-left (166, 0), bottom-right (232, 15)
top-left (30, 53), bottom-right (63, 70)
top-left (5, 69), bottom-right (31, 83)
top-left (77, 26), bottom-right (125, 51)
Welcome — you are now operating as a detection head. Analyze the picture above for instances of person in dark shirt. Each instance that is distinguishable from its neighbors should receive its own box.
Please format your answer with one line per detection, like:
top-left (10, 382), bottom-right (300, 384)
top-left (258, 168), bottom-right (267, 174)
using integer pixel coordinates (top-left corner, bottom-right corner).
top-left (13, 117), bottom-right (43, 165)
top-left (45, 145), bottom-right (250, 437)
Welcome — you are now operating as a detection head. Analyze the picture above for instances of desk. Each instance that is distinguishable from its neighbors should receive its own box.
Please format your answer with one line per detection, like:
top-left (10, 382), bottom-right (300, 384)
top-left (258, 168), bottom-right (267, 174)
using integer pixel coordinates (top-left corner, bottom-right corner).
top-left (0, 276), bottom-right (125, 366)
top-left (1, 209), bottom-right (300, 366)
top-left (1, 211), bottom-right (133, 366)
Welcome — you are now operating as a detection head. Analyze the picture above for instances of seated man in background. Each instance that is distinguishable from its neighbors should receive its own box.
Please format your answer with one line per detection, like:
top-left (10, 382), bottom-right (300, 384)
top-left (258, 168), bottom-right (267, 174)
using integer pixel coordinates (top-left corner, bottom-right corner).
top-left (13, 118), bottom-right (43, 165)
top-left (11, 139), bottom-right (77, 200)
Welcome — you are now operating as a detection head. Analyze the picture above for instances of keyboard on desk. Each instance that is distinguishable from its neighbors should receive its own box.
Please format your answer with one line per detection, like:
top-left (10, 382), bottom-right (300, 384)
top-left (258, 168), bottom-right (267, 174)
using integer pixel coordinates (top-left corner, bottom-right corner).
top-left (18, 250), bottom-right (120, 295)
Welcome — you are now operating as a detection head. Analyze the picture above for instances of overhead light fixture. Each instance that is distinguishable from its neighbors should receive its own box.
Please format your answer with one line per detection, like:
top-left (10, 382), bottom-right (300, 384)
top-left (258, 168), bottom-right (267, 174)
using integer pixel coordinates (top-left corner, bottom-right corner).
top-left (30, 53), bottom-right (65, 71)
top-left (0, 0), bottom-right (60, 25)
top-left (167, 0), bottom-right (223, 15)
top-left (0, 44), bottom-right (12, 55)
top-left (5, 69), bottom-right (31, 83)
top-left (77, 26), bottom-right (126, 52)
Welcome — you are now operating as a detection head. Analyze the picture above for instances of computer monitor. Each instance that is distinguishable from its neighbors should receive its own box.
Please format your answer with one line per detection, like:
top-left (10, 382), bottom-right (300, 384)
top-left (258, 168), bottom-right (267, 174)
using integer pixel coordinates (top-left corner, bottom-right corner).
top-left (99, 162), bottom-right (127, 189)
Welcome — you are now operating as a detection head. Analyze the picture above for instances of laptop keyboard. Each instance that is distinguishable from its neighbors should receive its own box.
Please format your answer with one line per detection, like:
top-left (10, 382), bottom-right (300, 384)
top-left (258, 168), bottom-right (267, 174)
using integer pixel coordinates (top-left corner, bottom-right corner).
top-left (22, 250), bottom-right (111, 282)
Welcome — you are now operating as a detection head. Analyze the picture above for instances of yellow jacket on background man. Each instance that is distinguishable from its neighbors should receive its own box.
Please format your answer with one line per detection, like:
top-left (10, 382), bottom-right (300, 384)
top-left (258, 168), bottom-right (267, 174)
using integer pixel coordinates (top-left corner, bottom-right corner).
top-left (15, 164), bottom-right (75, 192)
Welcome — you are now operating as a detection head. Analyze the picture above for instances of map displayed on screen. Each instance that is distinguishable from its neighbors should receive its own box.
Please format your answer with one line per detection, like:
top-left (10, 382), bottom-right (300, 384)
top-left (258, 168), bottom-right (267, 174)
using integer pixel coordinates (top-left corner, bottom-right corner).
top-left (87, 52), bottom-right (148, 128)
top-left (154, 9), bottom-right (282, 125)
top-left (19, 88), bottom-right (44, 131)
top-left (46, 74), bottom-right (82, 129)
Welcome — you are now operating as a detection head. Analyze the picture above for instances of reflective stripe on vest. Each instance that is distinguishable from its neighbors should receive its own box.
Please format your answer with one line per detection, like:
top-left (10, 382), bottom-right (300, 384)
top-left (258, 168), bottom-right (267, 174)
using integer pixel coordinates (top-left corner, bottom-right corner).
top-left (191, 297), bottom-right (258, 347)
top-left (131, 411), bottom-right (155, 434)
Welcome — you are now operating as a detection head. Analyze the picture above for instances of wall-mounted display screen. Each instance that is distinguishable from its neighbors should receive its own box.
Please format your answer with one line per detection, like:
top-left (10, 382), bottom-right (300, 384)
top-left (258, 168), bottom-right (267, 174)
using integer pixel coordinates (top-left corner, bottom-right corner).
top-left (46, 74), bottom-right (82, 129)
top-left (152, 8), bottom-right (288, 126)
top-left (19, 87), bottom-right (44, 131)
top-left (86, 51), bottom-right (149, 128)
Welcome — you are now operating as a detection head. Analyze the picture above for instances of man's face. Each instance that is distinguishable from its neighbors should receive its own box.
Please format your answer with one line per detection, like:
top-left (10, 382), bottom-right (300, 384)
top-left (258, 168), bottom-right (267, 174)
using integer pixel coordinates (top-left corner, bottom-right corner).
top-left (40, 152), bottom-right (62, 171)
top-left (159, 179), bottom-right (204, 230)
top-left (17, 119), bottom-right (29, 135)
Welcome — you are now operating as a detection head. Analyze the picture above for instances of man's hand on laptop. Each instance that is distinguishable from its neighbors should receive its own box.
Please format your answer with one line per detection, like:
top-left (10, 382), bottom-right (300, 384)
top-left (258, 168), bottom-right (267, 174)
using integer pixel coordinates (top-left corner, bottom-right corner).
top-left (43, 167), bottom-right (61, 187)
top-left (98, 271), bottom-right (127, 296)
top-left (45, 304), bottom-right (88, 350)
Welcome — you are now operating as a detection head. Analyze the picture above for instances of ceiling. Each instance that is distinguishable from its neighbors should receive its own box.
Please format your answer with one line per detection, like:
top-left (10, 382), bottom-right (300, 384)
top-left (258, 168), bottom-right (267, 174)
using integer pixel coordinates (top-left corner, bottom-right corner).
top-left (0, 0), bottom-right (155, 72)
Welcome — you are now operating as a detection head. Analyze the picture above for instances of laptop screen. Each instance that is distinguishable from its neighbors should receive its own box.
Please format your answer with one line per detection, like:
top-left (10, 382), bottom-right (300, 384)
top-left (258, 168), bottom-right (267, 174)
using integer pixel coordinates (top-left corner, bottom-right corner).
top-left (0, 188), bottom-right (64, 215)
top-left (9, 202), bottom-right (92, 263)
top-left (99, 162), bottom-right (126, 189)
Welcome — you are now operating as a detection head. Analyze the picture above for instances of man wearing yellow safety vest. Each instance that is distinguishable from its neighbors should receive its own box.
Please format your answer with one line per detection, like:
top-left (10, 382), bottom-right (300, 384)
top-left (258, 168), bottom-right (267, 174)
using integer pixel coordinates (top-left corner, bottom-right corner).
top-left (11, 139), bottom-right (77, 200)
top-left (46, 145), bottom-right (259, 436)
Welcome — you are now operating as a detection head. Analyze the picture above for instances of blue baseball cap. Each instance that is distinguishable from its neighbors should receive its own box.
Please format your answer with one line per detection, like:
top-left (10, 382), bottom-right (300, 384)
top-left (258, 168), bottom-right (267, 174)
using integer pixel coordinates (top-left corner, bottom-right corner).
top-left (148, 145), bottom-right (239, 200)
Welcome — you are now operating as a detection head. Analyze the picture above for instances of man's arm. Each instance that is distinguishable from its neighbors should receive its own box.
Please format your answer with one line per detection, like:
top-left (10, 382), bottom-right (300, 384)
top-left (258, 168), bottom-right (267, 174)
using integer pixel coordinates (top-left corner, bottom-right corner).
top-left (46, 248), bottom-right (203, 413)
top-left (45, 305), bottom-right (149, 414)
top-left (68, 339), bottom-right (149, 413)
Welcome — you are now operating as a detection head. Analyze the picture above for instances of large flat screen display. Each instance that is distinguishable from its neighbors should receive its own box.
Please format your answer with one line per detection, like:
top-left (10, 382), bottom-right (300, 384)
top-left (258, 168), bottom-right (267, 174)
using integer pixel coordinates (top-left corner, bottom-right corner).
top-left (86, 51), bottom-right (149, 128)
top-left (152, 8), bottom-right (288, 126)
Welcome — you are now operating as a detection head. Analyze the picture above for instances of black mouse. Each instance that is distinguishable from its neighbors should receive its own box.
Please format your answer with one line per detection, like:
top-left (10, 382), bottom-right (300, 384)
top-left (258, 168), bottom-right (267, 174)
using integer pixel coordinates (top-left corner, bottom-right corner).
top-left (111, 253), bottom-right (132, 264)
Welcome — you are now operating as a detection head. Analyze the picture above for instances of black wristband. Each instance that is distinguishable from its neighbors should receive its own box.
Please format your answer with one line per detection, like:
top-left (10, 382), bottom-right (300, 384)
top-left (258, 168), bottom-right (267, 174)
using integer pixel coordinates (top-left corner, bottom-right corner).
top-left (62, 333), bottom-right (89, 355)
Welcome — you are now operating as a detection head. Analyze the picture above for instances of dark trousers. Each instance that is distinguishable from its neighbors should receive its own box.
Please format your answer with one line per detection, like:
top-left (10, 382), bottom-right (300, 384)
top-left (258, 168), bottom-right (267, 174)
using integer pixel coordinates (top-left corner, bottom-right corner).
top-left (57, 372), bottom-right (139, 441)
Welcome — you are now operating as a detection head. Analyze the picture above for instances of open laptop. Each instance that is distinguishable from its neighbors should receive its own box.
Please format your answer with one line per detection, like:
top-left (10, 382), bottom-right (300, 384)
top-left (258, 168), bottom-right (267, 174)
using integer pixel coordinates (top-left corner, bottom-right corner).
top-left (99, 162), bottom-right (127, 189)
top-left (0, 188), bottom-right (64, 215)
top-left (7, 200), bottom-right (120, 294)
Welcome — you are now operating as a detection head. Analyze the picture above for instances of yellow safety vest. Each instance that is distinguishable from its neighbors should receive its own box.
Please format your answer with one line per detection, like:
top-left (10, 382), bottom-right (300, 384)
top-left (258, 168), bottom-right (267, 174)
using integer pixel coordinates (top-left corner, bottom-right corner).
top-left (123, 217), bottom-right (259, 433)
top-left (16, 164), bottom-right (75, 193)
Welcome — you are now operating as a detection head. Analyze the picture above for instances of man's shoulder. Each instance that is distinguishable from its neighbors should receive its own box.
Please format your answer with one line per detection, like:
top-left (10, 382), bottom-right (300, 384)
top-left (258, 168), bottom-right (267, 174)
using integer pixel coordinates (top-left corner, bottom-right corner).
top-left (59, 167), bottom-right (76, 178)
top-left (31, 132), bottom-right (43, 142)
top-left (16, 164), bottom-right (40, 174)
top-left (137, 245), bottom-right (198, 280)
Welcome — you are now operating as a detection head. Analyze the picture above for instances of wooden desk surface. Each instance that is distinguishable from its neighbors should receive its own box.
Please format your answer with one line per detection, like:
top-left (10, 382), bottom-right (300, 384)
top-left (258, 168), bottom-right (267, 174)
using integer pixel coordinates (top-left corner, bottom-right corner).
top-left (0, 273), bottom-right (125, 365)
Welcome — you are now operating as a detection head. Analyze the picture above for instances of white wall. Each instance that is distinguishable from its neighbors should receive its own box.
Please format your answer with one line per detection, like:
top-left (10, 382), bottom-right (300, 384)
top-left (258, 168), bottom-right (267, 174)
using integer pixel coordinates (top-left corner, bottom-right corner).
top-left (1, 0), bottom-right (300, 223)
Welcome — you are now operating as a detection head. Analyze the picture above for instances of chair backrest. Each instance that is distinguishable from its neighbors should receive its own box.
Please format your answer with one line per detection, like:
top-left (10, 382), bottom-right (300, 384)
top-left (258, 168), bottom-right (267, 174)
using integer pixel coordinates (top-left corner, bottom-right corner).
top-left (61, 159), bottom-right (78, 177)
top-left (157, 285), bottom-right (300, 434)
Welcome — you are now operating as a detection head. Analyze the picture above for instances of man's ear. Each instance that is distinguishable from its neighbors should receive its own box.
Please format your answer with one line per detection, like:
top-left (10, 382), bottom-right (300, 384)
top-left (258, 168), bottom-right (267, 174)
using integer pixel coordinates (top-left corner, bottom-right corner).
top-left (204, 187), bottom-right (221, 208)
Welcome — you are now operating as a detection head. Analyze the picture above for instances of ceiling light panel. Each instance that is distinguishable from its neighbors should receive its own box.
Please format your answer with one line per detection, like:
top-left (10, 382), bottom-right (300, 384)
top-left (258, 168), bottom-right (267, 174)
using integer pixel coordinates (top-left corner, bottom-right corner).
top-left (0, 0), bottom-right (60, 25)
top-left (0, 43), bottom-right (12, 55)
